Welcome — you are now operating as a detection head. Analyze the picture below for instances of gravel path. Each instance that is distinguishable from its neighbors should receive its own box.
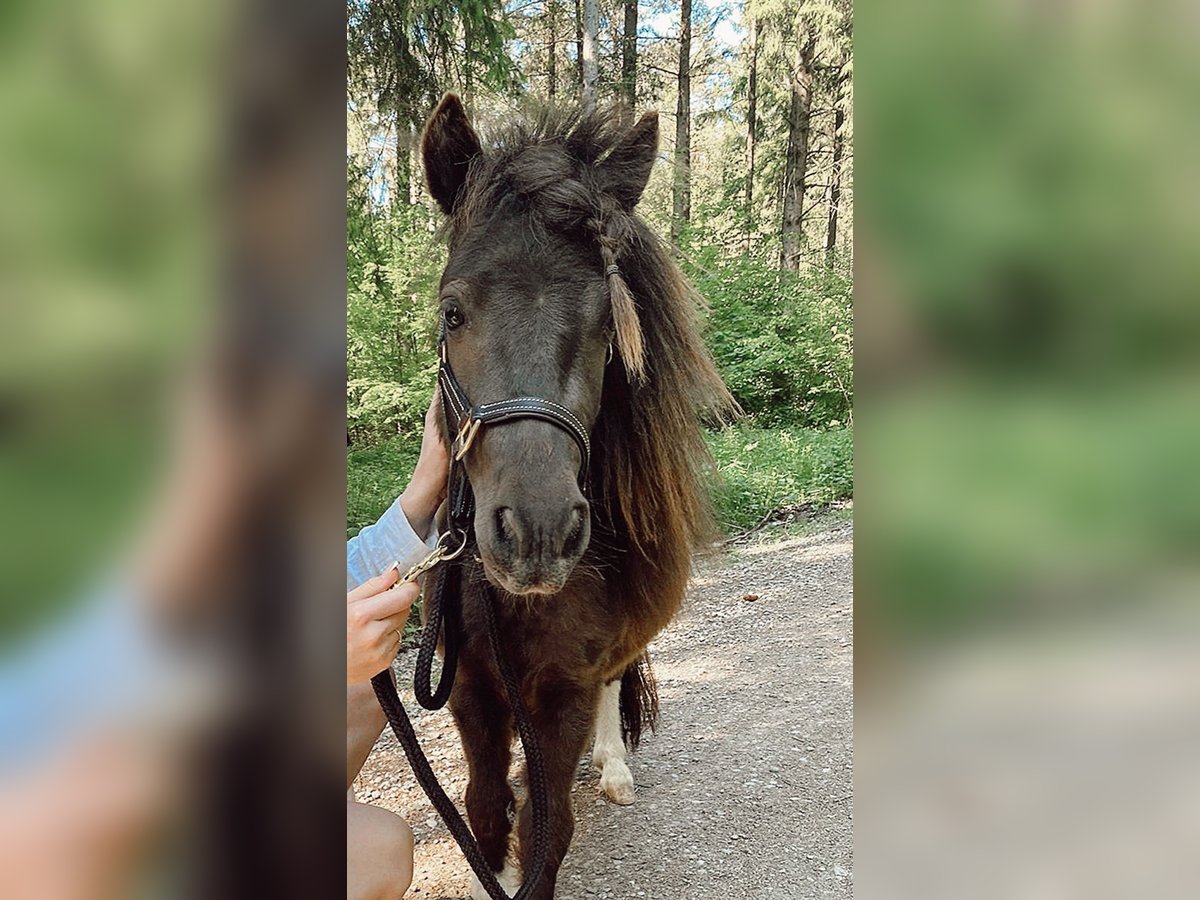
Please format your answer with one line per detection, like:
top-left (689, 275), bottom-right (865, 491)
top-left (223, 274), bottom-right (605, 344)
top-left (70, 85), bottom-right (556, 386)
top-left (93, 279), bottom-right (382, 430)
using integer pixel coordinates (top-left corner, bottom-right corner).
top-left (355, 518), bottom-right (853, 899)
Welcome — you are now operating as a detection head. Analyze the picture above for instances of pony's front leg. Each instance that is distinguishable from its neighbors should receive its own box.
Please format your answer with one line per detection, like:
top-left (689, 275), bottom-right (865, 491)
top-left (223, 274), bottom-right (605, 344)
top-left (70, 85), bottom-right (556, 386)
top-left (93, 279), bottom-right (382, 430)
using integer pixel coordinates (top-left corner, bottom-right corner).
top-left (449, 665), bottom-right (517, 898)
top-left (591, 679), bottom-right (635, 805)
top-left (512, 682), bottom-right (599, 900)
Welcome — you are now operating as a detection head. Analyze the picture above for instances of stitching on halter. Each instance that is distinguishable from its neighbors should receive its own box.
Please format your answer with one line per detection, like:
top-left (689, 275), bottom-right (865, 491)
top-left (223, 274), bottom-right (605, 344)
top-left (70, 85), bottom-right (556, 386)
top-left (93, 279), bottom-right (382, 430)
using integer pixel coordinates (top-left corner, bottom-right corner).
top-left (475, 397), bottom-right (591, 456)
top-left (438, 369), bottom-right (467, 420)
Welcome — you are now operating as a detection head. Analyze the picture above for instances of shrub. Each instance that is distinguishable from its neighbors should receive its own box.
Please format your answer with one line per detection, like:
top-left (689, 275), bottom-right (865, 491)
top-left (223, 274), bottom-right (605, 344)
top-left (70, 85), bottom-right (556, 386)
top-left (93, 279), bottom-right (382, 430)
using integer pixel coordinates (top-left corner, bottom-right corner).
top-left (684, 246), bottom-right (853, 429)
top-left (705, 426), bottom-right (853, 532)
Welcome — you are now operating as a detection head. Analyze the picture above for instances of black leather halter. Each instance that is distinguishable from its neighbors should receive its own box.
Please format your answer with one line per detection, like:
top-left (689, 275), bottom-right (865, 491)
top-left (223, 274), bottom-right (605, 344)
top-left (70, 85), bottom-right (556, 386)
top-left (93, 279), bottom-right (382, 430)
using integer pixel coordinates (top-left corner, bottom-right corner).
top-left (435, 335), bottom-right (593, 555)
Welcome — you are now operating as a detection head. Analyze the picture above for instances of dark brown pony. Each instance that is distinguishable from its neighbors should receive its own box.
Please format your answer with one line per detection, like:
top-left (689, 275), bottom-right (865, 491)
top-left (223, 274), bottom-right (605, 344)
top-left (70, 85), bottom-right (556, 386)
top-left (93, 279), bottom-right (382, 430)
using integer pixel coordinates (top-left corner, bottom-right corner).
top-left (421, 94), bottom-right (732, 899)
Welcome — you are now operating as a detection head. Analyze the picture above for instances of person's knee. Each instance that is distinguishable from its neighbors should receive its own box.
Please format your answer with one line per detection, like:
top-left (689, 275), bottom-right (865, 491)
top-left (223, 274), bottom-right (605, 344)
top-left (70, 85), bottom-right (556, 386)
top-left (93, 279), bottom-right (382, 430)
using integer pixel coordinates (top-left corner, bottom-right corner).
top-left (348, 803), bottom-right (413, 900)
top-left (368, 821), bottom-right (413, 900)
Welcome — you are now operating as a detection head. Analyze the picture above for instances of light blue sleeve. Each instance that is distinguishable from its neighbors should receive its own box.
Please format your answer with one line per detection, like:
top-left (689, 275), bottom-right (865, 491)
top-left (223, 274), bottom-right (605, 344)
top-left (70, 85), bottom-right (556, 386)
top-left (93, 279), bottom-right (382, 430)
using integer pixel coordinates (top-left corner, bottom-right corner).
top-left (347, 496), bottom-right (439, 590)
top-left (0, 577), bottom-right (213, 768)
top-left (0, 500), bottom-right (436, 767)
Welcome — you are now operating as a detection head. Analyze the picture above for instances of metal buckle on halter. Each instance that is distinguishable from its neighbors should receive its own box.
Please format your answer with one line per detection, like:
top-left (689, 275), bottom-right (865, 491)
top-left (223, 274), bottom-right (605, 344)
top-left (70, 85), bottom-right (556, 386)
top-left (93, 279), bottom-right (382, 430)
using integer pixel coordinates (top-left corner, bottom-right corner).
top-left (453, 416), bottom-right (481, 461)
top-left (400, 529), bottom-right (468, 584)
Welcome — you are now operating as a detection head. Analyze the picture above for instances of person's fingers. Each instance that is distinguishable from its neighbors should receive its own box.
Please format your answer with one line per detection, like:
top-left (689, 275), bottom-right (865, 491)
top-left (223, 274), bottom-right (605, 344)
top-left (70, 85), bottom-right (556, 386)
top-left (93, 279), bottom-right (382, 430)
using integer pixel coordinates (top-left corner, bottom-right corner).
top-left (347, 563), bottom-right (400, 602)
top-left (348, 612), bottom-right (409, 684)
top-left (377, 606), bottom-right (413, 640)
top-left (359, 580), bottom-right (419, 620)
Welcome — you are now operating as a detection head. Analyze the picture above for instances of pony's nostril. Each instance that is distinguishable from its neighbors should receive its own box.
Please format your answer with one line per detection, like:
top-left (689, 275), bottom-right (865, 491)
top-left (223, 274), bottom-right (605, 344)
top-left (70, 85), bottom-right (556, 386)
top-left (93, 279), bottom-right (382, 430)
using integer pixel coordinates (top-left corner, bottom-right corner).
top-left (560, 502), bottom-right (590, 557)
top-left (495, 507), bottom-right (516, 546)
top-left (571, 502), bottom-right (588, 529)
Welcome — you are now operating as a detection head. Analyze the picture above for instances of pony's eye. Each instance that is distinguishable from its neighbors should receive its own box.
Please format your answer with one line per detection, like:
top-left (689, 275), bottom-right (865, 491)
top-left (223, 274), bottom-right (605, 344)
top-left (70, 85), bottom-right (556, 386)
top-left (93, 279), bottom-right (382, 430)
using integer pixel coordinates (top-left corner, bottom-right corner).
top-left (443, 304), bottom-right (466, 331)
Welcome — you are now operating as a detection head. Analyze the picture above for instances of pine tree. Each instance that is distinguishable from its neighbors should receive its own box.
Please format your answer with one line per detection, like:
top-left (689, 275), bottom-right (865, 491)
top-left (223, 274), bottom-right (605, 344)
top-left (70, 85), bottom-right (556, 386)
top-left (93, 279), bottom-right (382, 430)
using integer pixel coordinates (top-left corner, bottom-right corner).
top-left (672, 0), bottom-right (692, 246)
top-left (622, 0), bottom-right (638, 110)
top-left (582, 0), bottom-right (599, 113)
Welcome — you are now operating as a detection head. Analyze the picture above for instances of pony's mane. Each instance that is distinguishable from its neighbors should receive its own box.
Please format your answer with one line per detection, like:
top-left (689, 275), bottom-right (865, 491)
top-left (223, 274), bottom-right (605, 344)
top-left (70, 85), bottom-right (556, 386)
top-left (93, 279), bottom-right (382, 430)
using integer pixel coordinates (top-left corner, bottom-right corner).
top-left (447, 103), bottom-right (735, 565)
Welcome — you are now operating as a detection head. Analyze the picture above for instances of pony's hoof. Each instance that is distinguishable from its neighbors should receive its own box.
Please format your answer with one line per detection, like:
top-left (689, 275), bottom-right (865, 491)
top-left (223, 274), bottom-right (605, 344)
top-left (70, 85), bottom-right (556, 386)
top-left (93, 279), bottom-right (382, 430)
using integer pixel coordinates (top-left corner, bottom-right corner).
top-left (599, 760), bottom-right (636, 805)
top-left (468, 858), bottom-right (521, 899)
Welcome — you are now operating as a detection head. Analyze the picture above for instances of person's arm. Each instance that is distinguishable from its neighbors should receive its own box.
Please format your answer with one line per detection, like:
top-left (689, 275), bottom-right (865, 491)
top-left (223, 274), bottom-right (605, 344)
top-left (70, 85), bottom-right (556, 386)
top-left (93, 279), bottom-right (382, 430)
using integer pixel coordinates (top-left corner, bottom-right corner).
top-left (346, 398), bottom-right (449, 590)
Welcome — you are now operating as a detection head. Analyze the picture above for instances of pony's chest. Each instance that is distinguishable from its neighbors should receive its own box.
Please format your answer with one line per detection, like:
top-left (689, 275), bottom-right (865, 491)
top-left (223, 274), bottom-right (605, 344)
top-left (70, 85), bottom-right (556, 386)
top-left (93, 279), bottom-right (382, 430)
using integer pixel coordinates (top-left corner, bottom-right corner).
top-left (462, 591), bottom-right (617, 675)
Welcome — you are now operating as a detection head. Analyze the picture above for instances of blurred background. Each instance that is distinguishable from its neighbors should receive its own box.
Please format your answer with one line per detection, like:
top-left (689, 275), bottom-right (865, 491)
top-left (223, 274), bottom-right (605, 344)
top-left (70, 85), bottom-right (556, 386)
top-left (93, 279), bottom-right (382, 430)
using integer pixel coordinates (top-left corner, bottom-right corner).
top-left (857, 0), bottom-right (1200, 897)
top-left (0, 0), bottom-right (347, 896)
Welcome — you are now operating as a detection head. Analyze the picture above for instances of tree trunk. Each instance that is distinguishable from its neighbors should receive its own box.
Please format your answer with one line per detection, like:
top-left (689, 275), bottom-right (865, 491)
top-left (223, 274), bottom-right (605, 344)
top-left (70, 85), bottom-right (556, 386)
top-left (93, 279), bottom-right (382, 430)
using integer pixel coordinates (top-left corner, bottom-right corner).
top-left (825, 56), bottom-right (847, 268)
top-left (671, 0), bottom-right (692, 247)
top-left (581, 0), bottom-right (599, 114)
top-left (780, 30), bottom-right (815, 271)
top-left (405, 122), bottom-right (421, 208)
top-left (574, 0), bottom-right (584, 92)
top-left (622, 0), bottom-right (638, 111)
top-left (743, 17), bottom-right (759, 252)
top-left (388, 115), bottom-right (404, 213)
top-left (547, 0), bottom-right (558, 98)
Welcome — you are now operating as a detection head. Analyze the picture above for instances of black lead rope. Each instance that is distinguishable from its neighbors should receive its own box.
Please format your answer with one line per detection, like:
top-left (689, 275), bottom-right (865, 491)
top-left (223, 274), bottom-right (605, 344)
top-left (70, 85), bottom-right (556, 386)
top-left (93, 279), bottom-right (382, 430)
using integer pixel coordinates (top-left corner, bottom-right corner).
top-left (411, 560), bottom-right (458, 709)
top-left (370, 560), bottom-right (550, 900)
top-left (368, 336), bottom-right (592, 900)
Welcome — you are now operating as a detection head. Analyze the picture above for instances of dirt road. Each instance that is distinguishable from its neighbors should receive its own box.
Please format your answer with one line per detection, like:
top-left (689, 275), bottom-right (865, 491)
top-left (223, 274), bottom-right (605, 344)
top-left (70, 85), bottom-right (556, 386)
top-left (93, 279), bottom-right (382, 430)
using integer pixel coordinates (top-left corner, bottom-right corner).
top-left (355, 518), bottom-right (854, 899)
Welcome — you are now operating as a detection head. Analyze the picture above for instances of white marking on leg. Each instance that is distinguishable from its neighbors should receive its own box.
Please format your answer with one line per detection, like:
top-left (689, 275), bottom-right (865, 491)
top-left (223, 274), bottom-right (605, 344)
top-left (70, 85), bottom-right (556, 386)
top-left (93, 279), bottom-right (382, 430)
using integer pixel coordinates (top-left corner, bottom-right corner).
top-left (468, 857), bottom-right (521, 899)
top-left (592, 680), bottom-right (636, 805)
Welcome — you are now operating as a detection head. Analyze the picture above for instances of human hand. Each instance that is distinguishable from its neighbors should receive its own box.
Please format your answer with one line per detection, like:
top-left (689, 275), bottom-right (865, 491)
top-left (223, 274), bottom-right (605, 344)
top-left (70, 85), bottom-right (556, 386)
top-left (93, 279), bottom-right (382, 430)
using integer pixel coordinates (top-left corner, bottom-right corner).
top-left (399, 394), bottom-right (449, 541)
top-left (347, 565), bottom-right (419, 685)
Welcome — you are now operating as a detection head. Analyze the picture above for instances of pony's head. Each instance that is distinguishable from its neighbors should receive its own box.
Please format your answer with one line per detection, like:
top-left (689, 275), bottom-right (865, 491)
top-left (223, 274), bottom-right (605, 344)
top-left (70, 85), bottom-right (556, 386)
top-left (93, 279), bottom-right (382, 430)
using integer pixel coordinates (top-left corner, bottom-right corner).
top-left (421, 93), bottom-right (659, 595)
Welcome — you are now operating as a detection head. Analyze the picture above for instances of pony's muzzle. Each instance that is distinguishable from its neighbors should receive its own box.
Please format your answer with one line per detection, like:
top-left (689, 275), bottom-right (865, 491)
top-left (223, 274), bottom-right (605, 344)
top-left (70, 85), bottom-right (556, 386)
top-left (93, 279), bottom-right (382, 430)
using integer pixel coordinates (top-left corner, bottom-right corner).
top-left (478, 498), bottom-right (591, 595)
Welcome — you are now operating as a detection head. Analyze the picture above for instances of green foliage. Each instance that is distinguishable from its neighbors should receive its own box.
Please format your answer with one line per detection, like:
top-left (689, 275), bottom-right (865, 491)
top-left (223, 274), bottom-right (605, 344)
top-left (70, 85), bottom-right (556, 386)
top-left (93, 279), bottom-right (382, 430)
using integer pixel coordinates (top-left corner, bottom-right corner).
top-left (706, 425), bottom-right (853, 531)
top-left (685, 245), bottom-right (853, 428)
top-left (348, 0), bottom-right (518, 128)
top-left (347, 439), bottom-right (422, 540)
top-left (347, 160), bottom-right (446, 444)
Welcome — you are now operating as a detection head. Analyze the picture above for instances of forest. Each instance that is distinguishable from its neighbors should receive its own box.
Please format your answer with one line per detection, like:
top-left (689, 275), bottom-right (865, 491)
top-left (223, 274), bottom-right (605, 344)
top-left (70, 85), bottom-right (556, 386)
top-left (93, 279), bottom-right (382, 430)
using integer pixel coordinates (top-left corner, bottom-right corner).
top-left (346, 0), bottom-right (853, 536)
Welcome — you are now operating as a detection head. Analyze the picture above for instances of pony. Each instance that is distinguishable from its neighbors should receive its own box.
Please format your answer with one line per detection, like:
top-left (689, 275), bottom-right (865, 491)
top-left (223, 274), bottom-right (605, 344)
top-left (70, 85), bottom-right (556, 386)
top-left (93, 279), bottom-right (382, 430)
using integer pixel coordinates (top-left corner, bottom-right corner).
top-left (420, 93), bottom-right (732, 899)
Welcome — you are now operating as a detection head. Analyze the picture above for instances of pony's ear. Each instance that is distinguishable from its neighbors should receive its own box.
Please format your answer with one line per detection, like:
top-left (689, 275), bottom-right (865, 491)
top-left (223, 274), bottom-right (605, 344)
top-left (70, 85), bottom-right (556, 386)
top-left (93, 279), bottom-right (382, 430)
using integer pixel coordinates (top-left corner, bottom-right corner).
top-left (595, 111), bottom-right (659, 211)
top-left (422, 93), bottom-right (483, 215)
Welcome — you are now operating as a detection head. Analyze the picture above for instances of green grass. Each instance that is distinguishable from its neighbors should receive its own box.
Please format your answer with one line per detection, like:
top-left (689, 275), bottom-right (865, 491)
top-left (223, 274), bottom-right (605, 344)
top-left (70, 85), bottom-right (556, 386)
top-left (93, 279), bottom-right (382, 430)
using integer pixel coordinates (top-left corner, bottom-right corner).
top-left (347, 423), bottom-right (853, 539)
top-left (705, 425), bottom-right (853, 532)
top-left (347, 439), bottom-right (421, 539)
top-left (733, 502), bottom-right (855, 546)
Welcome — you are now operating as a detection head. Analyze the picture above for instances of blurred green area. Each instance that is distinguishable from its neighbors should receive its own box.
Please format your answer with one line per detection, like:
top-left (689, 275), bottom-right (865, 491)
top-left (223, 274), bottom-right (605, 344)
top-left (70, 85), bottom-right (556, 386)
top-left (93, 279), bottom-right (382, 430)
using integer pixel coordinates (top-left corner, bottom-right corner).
top-left (864, 385), bottom-right (1200, 634)
top-left (858, 0), bottom-right (1200, 638)
top-left (864, 0), bottom-right (1200, 370)
top-left (0, 0), bottom-right (214, 634)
